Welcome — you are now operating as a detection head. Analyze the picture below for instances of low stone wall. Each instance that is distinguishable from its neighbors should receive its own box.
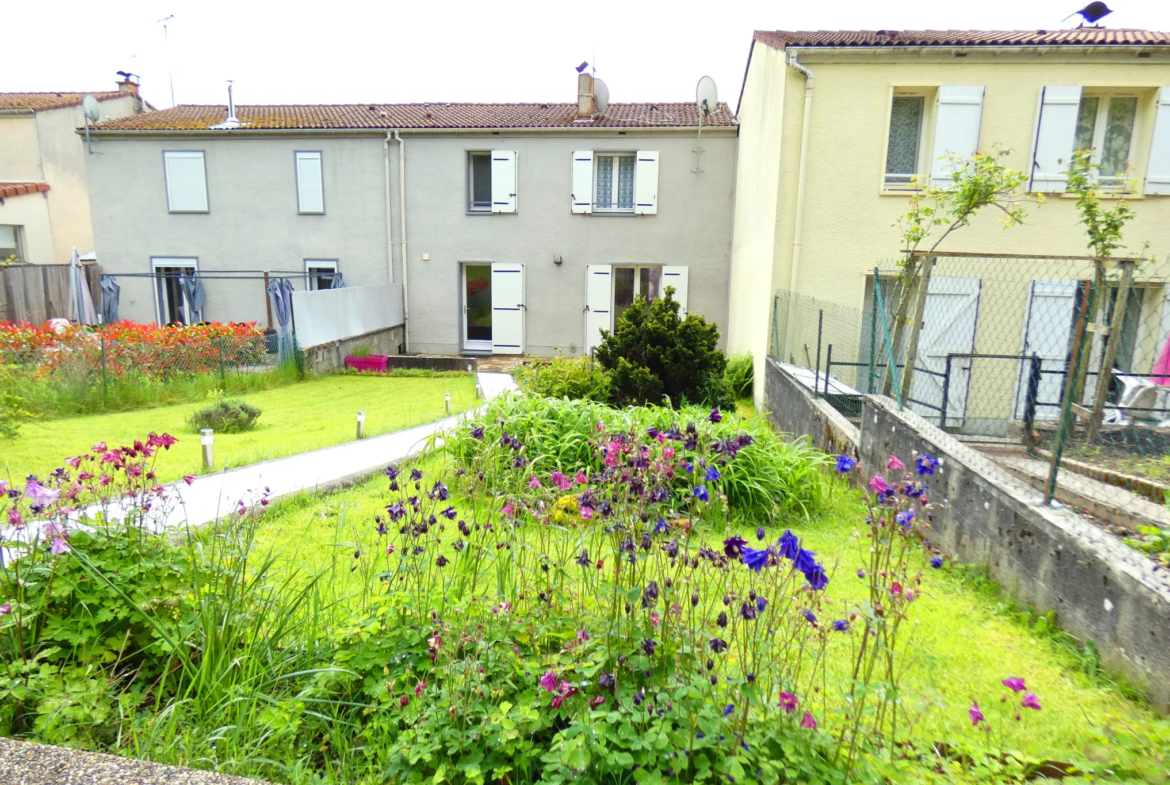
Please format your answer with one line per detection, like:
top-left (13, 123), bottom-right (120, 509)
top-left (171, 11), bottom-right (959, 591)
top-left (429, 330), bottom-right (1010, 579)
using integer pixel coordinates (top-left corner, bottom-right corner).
top-left (860, 396), bottom-right (1170, 710)
top-left (387, 355), bottom-right (477, 373)
top-left (763, 358), bottom-right (859, 456)
top-left (302, 325), bottom-right (404, 375)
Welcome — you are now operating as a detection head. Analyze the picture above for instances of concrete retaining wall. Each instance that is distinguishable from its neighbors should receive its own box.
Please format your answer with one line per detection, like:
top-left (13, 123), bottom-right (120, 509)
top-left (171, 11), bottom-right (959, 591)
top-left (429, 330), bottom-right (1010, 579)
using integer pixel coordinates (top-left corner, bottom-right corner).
top-left (302, 325), bottom-right (404, 374)
top-left (763, 358), bottom-right (859, 456)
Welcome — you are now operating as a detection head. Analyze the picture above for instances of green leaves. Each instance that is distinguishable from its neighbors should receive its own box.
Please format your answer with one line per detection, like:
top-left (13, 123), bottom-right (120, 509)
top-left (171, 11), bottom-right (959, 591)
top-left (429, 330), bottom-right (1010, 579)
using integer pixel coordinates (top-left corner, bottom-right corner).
top-left (1067, 149), bottom-right (1141, 260)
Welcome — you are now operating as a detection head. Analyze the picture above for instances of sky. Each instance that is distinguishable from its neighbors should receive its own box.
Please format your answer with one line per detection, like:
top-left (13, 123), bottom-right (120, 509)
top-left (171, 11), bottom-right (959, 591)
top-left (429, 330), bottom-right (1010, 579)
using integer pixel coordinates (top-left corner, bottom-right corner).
top-left (4, 0), bottom-right (1170, 111)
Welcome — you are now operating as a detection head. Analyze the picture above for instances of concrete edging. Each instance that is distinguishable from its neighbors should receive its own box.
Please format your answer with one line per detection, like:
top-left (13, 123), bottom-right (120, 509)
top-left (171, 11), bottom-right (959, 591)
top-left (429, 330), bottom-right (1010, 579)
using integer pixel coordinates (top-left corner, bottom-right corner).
top-left (763, 358), bottom-right (859, 455)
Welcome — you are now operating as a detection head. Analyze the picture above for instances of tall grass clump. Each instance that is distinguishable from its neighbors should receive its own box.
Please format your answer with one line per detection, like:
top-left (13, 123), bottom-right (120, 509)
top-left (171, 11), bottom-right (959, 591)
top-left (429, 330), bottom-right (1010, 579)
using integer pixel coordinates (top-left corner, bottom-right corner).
top-left (725, 353), bottom-right (754, 399)
top-left (511, 355), bottom-right (612, 401)
top-left (444, 393), bottom-right (827, 519)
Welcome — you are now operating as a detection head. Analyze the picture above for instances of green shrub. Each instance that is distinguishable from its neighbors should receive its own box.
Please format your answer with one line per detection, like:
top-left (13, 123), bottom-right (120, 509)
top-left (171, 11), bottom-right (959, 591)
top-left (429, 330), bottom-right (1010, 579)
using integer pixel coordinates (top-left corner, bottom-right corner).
top-left (595, 287), bottom-right (732, 408)
top-left (188, 398), bottom-right (262, 434)
top-left (511, 355), bottom-right (611, 401)
top-left (0, 388), bottom-right (32, 440)
top-left (347, 344), bottom-right (373, 358)
top-left (725, 352), bottom-right (754, 399)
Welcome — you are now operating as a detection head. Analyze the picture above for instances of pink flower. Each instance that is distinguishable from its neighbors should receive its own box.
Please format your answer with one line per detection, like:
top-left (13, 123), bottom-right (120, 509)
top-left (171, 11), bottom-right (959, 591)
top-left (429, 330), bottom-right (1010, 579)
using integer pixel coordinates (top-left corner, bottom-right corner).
top-left (23, 479), bottom-right (59, 507)
top-left (551, 693), bottom-right (568, 709)
top-left (92, 442), bottom-right (107, 454)
top-left (414, 681), bottom-right (428, 697)
top-left (400, 695), bottom-right (409, 707)
top-left (663, 447), bottom-right (676, 459)
top-left (540, 671), bottom-right (559, 693)
top-left (65, 456), bottom-right (82, 469)
top-left (778, 692), bottom-right (798, 714)
top-left (528, 475), bottom-right (541, 489)
top-left (502, 502), bottom-right (516, 516)
top-left (656, 432), bottom-right (667, 444)
top-left (887, 454), bottom-right (905, 471)
top-left (579, 506), bottom-right (594, 520)
top-left (183, 475), bottom-right (197, 486)
top-left (575, 471), bottom-right (588, 485)
top-left (43, 522), bottom-right (66, 538)
top-left (868, 475), bottom-right (893, 496)
top-left (969, 702), bottom-right (985, 726)
top-left (650, 611), bottom-right (661, 627)
top-left (0, 480), bottom-right (6, 495)
top-left (800, 712), bottom-right (818, 730)
top-left (576, 629), bottom-right (590, 642)
top-left (50, 537), bottom-right (71, 555)
top-left (589, 696), bottom-right (606, 709)
top-left (8, 509), bottom-right (24, 528)
top-left (0, 602), bottom-right (10, 615)
top-left (428, 635), bottom-right (443, 651)
top-left (594, 422), bottom-right (605, 433)
top-left (99, 475), bottom-right (113, 486)
top-left (889, 582), bottom-right (903, 599)
top-left (1021, 692), bottom-right (1042, 711)
top-left (1002, 677), bottom-right (1026, 693)
top-left (550, 472), bottom-right (572, 491)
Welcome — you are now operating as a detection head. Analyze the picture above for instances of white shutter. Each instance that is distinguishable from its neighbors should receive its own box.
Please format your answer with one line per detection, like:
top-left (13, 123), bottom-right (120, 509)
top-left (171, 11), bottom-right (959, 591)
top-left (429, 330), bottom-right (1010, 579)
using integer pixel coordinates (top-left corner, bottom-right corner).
top-left (571, 151), bottom-right (594, 213)
top-left (163, 151), bottom-right (208, 212)
top-left (491, 150), bottom-right (518, 213)
top-left (491, 263), bottom-right (524, 354)
top-left (1029, 86), bottom-right (1082, 193)
top-left (661, 266), bottom-right (688, 318)
top-left (585, 264), bottom-right (612, 351)
top-left (930, 86), bottom-right (985, 188)
top-left (1014, 280), bottom-right (1078, 420)
top-left (296, 151), bottom-right (324, 213)
top-left (1145, 87), bottom-right (1170, 195)
top-left (634, 151), bottom-right (659, 214)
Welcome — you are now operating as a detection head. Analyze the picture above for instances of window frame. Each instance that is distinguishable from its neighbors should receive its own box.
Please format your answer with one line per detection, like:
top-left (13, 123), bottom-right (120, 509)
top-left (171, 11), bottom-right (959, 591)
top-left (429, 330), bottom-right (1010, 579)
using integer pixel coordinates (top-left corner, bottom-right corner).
top-left (593, 152), bottom-right (637, 214)
top-left (0, 224), bottom-right (24, 262)
top-left (612, 264), bottom-right (663, 321)
top-left (295, 150), bottom-right (326, 214)
top-left (305, 259), bottom-right (340, 291)
top-left (467, 151), bottom-right (493, 213)
top-left (162, 150), bottom-right (209, 213)
top-left (881, 88), bottom-right (935, 192)
top-left (1075, 90), bottom-right (1141, 191)
top-left (150, 256), bottom-right (199, 325)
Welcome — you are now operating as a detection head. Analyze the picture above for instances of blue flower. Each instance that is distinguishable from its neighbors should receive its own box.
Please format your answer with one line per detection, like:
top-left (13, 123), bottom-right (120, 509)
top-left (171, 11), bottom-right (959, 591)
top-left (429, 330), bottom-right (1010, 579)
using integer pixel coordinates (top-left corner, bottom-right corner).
top-left (804, 565), bottom-right (829, 591)
top-left (802, 609), bottom-right (817, 626)
top-left (723, 704), bottom-right (735, 717)
top-left (756, 526), bottom-right (765, 541)
top-left (723, 535), bottom-right (747, 557)
top-left (441, 506), bottom-right (457, 520)
top-left (930, 556), bottom-right (944, 569)
top-left (693, 485), bottom-right (710, 502)
top-left (710, 637), bottom-right (728, 653)
top-left (835, 455), bottom-right (857, 474)
top-left (706, 465), bottom-right (721, 482)
top-left (708, 408), bottom-right (723, 424)
top-left (793, 548), bottom-right (819, 575)
top-left (431, 481), bottom-right (450, 501)
top-left (896, 510), bottom-right (915, 530)
top-left (831, 619), bottom-right (850, 632)
top-left (469, 426), bottom-right (485, 441)
top-left (385, 466), bottom-right (399, 480)
top-left (410, 468), bottom-right (424, 482)
top-left (915, 454), bottom-right (939, 476)
top-left (778, 530), bottom-right (800, 560)
top-left (756, 596), bottom-right (768, 612)
top-left (741, 546), bottom-right (769, 573)
top-left (654, 517), bottom-right (670, 534)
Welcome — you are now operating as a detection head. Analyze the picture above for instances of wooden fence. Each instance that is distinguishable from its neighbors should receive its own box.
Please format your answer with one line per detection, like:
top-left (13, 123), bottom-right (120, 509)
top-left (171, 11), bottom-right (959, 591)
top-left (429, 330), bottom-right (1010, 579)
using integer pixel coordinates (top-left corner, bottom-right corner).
top-left (0, 263), bottom-right (102, 324)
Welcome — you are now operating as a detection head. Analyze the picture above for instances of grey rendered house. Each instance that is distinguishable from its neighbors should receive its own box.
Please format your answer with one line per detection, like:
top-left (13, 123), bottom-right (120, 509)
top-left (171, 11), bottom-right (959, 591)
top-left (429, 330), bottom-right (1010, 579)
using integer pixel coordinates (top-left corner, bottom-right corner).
top-left (84, 91), bottom-right (737, 356)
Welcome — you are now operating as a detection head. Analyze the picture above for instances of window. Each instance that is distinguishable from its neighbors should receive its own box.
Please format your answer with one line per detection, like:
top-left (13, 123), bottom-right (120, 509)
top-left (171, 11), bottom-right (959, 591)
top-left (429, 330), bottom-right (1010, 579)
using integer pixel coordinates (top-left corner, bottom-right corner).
top-left (296, 151), bottom-right (325, 213)
top-left (0, 225), bottom-right (22, 262)
top-left (885, 95), bottom-right (926, 187)
top-left (151, 258), bottom-right (198, 325)
top-left (613, 266), bottom-right (661, 322)
top-left (467, 150), bottom-right (517, 213)
top-left (1074, 93), bottom-right (1139, 188)
top-left (595, 153), bottom-right (637, 212)
top-left (305, 260), bottom-right (339, 291)
top-left (163, 151), bottom-right (209, 212)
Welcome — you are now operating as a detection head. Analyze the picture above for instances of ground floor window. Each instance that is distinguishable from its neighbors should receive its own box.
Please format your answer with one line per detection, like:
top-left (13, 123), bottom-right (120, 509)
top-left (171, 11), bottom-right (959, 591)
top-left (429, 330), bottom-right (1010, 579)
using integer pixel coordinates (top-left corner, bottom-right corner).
top-left (151, 258), bottom-right (197, 325)
top-left (464, 263), bottom-right (493, 344)
top-left (305, 259), bottom-right (339, 291)
top-left (613, 266), bottom-right (661, 322)
top-left (0, 225), bottom-right (23, 262)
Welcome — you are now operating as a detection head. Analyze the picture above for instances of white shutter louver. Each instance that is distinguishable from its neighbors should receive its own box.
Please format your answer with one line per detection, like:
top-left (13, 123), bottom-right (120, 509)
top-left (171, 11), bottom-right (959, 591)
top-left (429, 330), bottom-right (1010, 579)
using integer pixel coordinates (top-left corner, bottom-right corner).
top-left (491, 150), bottom-right (518, 213)
top-left (572, 151), bottom-right (594, 213)
top-left (930, 86), bottom-right (985, 188)
top-left (634, 151), bottom-right (659, 214)
top-left (662, 266), bottom-right (688, 318)
top-left (490, 263), bottom-right (525, 354)
top-left (164, 151), bottom-right (208, 212)
top-left (585, 265), bottom-right (612, 351)
top-left (296, 151), bottom-right (324, 213)
top-left (1145, 87), bottom-right (1170, 195)
top-left (1030, 85), bottom-right (1083, 193)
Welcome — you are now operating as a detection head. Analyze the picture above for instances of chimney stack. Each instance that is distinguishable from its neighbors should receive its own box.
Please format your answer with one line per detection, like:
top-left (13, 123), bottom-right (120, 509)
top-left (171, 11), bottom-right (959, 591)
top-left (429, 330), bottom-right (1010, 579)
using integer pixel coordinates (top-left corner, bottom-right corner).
top-left (577, 71), bottom-right (594, 119)
top-left (117, 77), bottom-right (138, 96)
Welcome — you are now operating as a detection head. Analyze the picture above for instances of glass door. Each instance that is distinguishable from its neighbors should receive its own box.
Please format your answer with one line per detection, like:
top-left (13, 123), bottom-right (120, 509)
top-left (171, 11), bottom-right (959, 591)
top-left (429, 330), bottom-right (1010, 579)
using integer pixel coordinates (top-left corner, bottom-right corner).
top-left (463, 264), bottom-right (493, 352)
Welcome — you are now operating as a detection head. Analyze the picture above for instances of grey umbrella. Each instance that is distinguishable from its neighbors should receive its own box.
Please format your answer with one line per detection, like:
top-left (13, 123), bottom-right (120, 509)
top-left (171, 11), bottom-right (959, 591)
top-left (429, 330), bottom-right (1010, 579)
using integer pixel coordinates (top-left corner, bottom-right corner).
top-left (180, 270), bottom-right (207, 323)
top-left (329, 271), bottom-right (345, 289)
top-left (267, 278), bottom-right (296, 367)
top-left (100, 277), bottom-right (121, 324)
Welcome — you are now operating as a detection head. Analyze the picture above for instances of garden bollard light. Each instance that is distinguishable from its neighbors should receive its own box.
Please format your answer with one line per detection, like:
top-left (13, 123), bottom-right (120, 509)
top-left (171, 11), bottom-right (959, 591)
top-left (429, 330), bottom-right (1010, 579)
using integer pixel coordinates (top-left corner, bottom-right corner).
top-left (445, 392), bottom-right (451, 415)
top-left (357, 410), bottom-right (366, 440)
top-left (200, 429), bottom-right (214, 471)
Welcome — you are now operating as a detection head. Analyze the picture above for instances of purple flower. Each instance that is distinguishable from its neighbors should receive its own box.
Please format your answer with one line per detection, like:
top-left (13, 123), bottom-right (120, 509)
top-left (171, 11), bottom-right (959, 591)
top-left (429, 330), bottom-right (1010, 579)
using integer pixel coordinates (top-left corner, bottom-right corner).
top-left (723, 535), bottom-right (747, 558)
top-left (23, 479), bottom-right (59, 508)
top-left (801, 712), bottom-right (818, 730)
top-left (778, 692), bottom-right (797, 713)
top-left (802, 609), bottom-right (817, 626)
top-left (793, 548), bottom-right (818, 575)
top-left (740, 546), bottom-right (769, 574)
top-left (705, 465), bottom-right (721, 482)
top-left (0, 602), bottom-right (11, 615)
top-left (539, 671), bottom-right (559, 693)
top-left (410, 468), bottom-right (424, 482)
top-left (1021, 692), bottom-right (1042, 711)
top-left (599, 671), bottom-right (616, 694)
top-left (708, 408), bottom-right (723, 424)
top-left (756, 596), bottom-right (768, 612)
top-left (710, 637), bottom-right (728, 653)
top-left (693, 485), bottom-right (709, 502)
top-left (435, 554), bottom-right (449, 567)
top-left (930, 556), bottom-right (944, 569)
top-left (469, 426), bottom-right (485, 440)
top-left (441, 506), bottom-right (457, 520)
top-left (831, 619), bottom-right (850, 632)
top-left (431, 481), bottom-right (450, 500)
top-left (868, 475), bottom-right (893, 496)
top-left (50, 537), bottom-right (71, 555)
top-left (804, 564), bottom-right (829, 591)
top-left (716, 611), bottom-right (728, 628)
top-left (896, 510), bottom-right (915, 529)
top-left (835, 455), bottom-right (857, 474)
top-left (778, 530), bottom-right (799, 560)
top-left (386, 466), bottom-right (399, 480)
top-left (1002, 677), bottom-right (1026, 693)
top-left (739, 601), bottom-right (757, 621)
top-left (915, 454), bottom-right (940, 476)
top-left (723, 704), bottom-right (734, 717)
top-left (756, 526), bottom-right (765, 541)
top-left (969, 702), bottom-right (985, 726)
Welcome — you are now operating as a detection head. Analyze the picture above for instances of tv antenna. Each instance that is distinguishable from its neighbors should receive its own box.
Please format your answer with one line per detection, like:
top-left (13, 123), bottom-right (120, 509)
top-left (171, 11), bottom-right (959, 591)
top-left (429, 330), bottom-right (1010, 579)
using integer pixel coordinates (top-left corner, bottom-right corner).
top-left (159, 15), bottom-right (176, 106)
top-left (693, 76), bottom-right (717, 173)
top-left (82, 94), bottom-right (101, 155)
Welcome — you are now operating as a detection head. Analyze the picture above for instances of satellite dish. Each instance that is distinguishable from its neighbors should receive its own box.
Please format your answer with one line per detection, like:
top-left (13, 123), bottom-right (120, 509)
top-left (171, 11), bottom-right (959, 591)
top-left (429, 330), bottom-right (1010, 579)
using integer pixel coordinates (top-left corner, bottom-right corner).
top-left (594, 78), bottom-right (610, 115)
top-left (696, 76), bottom-right (718, 117)
top-left (82, 94), bottom-right (101, 124)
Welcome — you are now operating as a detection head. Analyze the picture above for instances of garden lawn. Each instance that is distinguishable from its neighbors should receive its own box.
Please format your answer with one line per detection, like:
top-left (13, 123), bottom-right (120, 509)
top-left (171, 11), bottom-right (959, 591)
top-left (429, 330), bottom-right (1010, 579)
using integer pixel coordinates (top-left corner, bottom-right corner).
top-left (252, 454), bottom-right (1153, 764)
top-left (1, 375), bottom-right (477, 485)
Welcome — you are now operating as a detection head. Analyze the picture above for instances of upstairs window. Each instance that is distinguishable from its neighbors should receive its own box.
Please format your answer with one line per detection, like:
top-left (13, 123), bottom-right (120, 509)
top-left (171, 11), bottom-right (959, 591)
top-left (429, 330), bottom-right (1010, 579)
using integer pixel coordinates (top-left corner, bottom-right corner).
top-left (163, 151), bottom-right (208, 212)
top-left (1074, 93), bottom-right (1138, 189)
top-left (885, 95), bottom-right (926, 188)
top-left (469, 152), bottom-right (492, 212)
top-left (595, 153), bottom-right (637, 212)
top-left (296, 151), bottom-right (325, 213)
top-left (467, 150), bottom-right (517, 213)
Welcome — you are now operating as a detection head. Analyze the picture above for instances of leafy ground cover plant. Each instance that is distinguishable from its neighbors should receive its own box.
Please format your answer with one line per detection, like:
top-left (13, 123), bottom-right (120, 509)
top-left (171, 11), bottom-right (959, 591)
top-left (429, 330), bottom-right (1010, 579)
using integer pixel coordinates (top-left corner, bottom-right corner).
top-left (724, 353), bottom-right (754, 400)
top-left (187, 394), bottom-right (262, 434)
top-left (512, 356), bottom-right (612, 402)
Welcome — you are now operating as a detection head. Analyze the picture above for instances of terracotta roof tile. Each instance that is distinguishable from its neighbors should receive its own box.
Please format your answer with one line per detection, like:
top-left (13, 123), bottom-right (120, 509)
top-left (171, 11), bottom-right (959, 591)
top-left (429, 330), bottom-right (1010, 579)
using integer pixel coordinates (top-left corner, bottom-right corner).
top-left (90, 102), bottom-right (735, 132)
top-left (754, 28), bottom-right (1170, 49)
top-left (0, 91), bottom-right (132, 112)
top-left (0, 182), bottom-right (51, 200)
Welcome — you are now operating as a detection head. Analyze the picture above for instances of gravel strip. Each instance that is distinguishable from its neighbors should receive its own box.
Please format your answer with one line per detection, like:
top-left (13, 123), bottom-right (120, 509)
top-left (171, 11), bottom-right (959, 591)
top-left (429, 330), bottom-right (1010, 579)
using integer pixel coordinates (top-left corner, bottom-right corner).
top-left (0, 737), bottom-right (275, 785)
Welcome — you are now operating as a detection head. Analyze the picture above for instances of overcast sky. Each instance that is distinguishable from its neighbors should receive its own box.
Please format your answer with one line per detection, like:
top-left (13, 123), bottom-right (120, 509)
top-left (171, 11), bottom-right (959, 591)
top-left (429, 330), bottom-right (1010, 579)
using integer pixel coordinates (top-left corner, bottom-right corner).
top-left (5, 0), bottom-right (1170, 111)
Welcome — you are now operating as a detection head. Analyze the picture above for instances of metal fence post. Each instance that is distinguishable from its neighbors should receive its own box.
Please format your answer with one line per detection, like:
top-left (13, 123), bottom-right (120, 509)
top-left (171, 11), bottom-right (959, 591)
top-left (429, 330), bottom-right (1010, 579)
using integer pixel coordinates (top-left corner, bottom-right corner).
top-left (814, 309), bottom-right (823, 397)
top-left (898, 255), bottom-right (936, 409)
top-left (1023, 353), bottom-right (1042, 456)
top-left (868, 273), bottom-right (879, 393)
top-left (1046, 279), bottom-right (1099, 504)
top-left (219, 336), bottom-right (226, 384)
top-left (773, 295), bottom-right (781, 362)
top-left (940, 354), bottom-right (953, 431)
top-left (824, 344), bottom-right (833, 397)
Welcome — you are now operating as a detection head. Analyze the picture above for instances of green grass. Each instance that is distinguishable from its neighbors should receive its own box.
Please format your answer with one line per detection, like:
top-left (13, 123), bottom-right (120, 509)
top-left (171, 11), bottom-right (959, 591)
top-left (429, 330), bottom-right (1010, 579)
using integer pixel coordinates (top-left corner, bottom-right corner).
top-left (250, 454), bottom-right (1151, 762)
top-left (1, 374), bottom-right (477, 486)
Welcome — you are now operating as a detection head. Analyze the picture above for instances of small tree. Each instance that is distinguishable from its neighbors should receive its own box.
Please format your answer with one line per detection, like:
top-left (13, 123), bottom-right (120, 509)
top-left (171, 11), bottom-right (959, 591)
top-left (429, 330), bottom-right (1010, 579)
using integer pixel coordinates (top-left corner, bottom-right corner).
top-left (595, 287), bottom-right (731, 408)
top-left (1066, 149), bottom-right (1141, 260)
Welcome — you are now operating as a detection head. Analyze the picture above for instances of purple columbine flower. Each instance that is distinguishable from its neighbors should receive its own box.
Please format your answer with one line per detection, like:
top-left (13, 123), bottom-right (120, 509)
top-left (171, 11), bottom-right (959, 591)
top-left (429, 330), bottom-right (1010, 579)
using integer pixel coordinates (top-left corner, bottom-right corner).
top-left (756, 526), bottom-right (765, 541)
top-left (915, 454), bottom-right (940, 476)
top-left (723, 704), bottom-right (734, 717)
top-left (642, 638), bottom-right (657, 656)
top-left (778, 692), bottom-right (798, 713)
top-left (741, 546), bottom-right (769, 573)
top-left (705, 465), bottom-right (721, 482)
top-left (1002, 677), bottom-right (1026, 693)
top-left (793, 548), bottom-right (818, 575)
top-left (739, 601), bottom-right (757, 621)
top-left (50, 537), bottom-right (71, 555)
top-left (386, 466), bottom-right (399, 480)
top-left (831, 619), bottom-right (850, 632)
top-left (539, 671), bottom-right (559, 693)
top-left (716, 611), bottom-right (728, 628)
top-left (969, 702), bottom-right (985, 726)
top-left (896, 510), bottom-right (915, 529)
top-left (693, 485), bottom-right (709, 502)
top-left (410, 468), bottom-right (424, 482)
top-left (708, 408), bottom-right (723, 424)
top-left (930, 556), bottom-right (944, 569)
top-left (756, 596), bottom-right (768, 612)
top-left (804, 564), bottom-right (829, 591)
top-left (801, 609), bottom-right (817, 626)
top-left (441, 506), bottom-right (457, 520)
top-left (1021, 692), bottom-right (1042, 711)
top-left (835, 455), bottom-right (857, 474)
top-left (23, 479), bottom-right (59, 508)
top-left (778, 530), bottom-right (799, 560)
top-left (469, 426), bottom-right (485, 440)
top-left (710, 637), bottom-right (728, 653)
top-left (435, 554), bottom-right (448, 567)
top-left (723, 535), bottom-right (747, 558)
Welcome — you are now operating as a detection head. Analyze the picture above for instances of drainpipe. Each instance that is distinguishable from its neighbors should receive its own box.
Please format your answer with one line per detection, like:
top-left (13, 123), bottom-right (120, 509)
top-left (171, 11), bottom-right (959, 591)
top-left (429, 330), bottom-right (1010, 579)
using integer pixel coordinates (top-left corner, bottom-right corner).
top-left (394, 130), bottom-right (410, 353)
top-left (383, 132), bottom-right (395, 285)
top-left (783, 50), bottom-right (814, 362)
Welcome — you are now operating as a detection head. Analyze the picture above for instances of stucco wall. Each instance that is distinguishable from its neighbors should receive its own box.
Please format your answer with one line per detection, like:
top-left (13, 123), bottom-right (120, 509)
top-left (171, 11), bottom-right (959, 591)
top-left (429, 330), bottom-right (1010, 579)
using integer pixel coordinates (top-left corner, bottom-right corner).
top-left (0, 192), bottom-right (52, 265)
top-left (0, 116), bottom-right (43, 182)
top-left (87, 128), bottom-right (738, 357)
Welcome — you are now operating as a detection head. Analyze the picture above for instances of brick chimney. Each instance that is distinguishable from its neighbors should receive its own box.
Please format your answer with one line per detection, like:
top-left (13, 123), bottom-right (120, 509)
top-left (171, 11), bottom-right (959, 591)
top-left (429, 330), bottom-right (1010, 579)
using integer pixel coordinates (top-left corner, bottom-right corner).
top-left (117, 78), bottom-right (138, 96)
top-left (577, 72), bottom-right (594, 119)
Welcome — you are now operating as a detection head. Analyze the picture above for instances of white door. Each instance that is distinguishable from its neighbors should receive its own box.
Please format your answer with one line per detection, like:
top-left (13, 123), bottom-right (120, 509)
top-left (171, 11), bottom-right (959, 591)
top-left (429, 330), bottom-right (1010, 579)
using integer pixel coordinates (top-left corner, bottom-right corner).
top-left (585, 264), bottom-right (612, 352)
top-left (151, 257), bottom-right (198, 325)
top-left (910, 276), bottom-right (982, 424)
top-left (491, 263), bottom-right (524, 354)
top-left (1013, 280), bottom-right (1078, 420)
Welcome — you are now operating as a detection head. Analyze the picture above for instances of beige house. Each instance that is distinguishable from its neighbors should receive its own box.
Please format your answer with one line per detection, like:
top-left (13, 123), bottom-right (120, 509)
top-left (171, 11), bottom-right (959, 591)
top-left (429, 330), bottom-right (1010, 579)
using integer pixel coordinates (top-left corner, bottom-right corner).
top-left (0, 84), bottom-right (145, 266)
top-left (728, 29), bottom-right (1170, 422)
